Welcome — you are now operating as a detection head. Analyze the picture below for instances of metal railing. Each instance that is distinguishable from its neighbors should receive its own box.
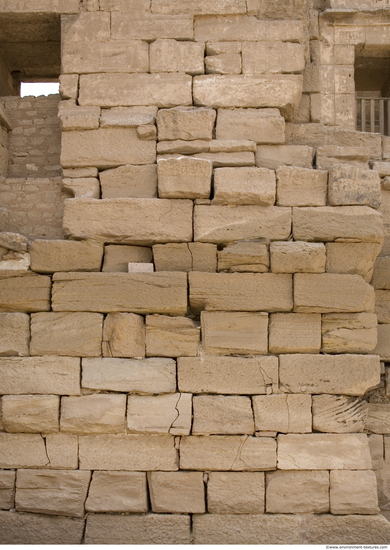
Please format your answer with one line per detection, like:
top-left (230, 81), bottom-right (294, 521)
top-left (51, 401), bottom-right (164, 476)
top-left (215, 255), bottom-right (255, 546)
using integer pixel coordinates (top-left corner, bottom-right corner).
top-left (356, 97), bottom-right (390, 136)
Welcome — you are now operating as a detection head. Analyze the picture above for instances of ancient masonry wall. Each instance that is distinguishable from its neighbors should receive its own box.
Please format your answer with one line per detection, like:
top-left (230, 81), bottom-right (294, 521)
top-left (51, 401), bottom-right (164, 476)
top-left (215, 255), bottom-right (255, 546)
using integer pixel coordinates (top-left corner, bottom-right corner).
top-left (0, 0), bottom-right (390, 545)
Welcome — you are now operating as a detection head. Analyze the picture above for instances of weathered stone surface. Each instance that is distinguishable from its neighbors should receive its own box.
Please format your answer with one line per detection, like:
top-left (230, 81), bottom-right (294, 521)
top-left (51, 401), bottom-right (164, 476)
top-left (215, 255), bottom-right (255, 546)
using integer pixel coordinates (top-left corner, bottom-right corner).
top-left (366, 403), bottom-right (390, 434)
top-left (217, 242), bottom-right (269, 272)
top-left (145, 315), bottom-right (199, 357)
top-left (270, 242), bottom-right (326, 274)
top-left (150, 39), bottom-right (204, 75)
top-left (52, 272), bottom-right (188, 314)
top-left (0, 434), bottom-right (48, 469)
top-left (103, 245), bottom-right (153, 273)
top-left (328, 164), bottom-right (381, 208)
top-left (0, 470), bottom-right (15, 510)
top-left (63, 199), bottom-right (193, 245)
top-left (63, 167), bottom-right (98, 178)
top-left (157, 139), bottom-right (256, 155)
top-left (207, 472), bottom-right (265, 514)
top-left (248, 0), bottom-right (307, 18)
top-left (0, 274), bottom-right (51, 313)
top-left (266, 471), bottom-right (329, 514)
top-left (2, 395), bottom-right (59, 434)
top-left (61, 394), bottom-right (126, 435)
top-left (330, 470), bottom-right (379, 515)
top-left (79, 434), bottom-right (178, 471)
top-left (192, 395), bottom-right (254, 435)
top-left (100, 106), bottom-right (157, 128)
top-left (0, 232), bottom-right (27, 252)
top-left (103, 313), bottom-right (145, 358)
top-left (0, 312), bottom-right (29, 357)
top-left (152, 0), bottom-right (247, 14)
top-left (148, 471), bottom-right (205, 514)
top-left (178, 356), bottom-right (278, 394)
top-left (276, 166), bottom-right (327, 207)
top-left (278, 434), bottom-right (372, 470)
top-left (45, 434), bottom-right (78, 470)
top-left (159, 151), bottom-right (255, 166)
top-left (180, 436), bottom-right (276, 471)
top-left (82, 357), bottom-right (176, 394)
top-left (62, 178), bottom-right (100, 199)
top-left (157, 106), bottom-right (216, 141)
top-left (312, 395), bottom-right (367, 433)
top-left (269, 313), bottom-right (321, 353)
top-left (153, 243), bottom-right (217, 272)
top-left (326, 242), bottom-right (381, 282)
top-left (59, 74), bottom-right (78, 100)
top-left (100, 165), bottom-right (157, 199)
top-left (279, 354), bottom-right (380, 396)
top-left (86, 471), bottom-right (147, 513)
top-left (213, 167), bottom-right (276, 205)
top-left (322, 312), bottom-right (377, 353)
top-left (316, 145), bottom-right (370, 170)
top-left (256, 145), bottom-right (314, 170)
top-left (127, 393), bottom-right (192, 436)
top-left (157, 157), bottom-right (212, 199)
top-left (376, 436), bottom-right (390, 510)
top-left (253, 395), bottom-right (312, 433)
top-left (242, 42), bottom-right (304, 74)
top-left (376, 290), bottom-right (390, 323)
top-left (205, 53), bottom-right (241, 75)
top-left (0, 356), bottom-right (80, 395)
top-left (216, 108), bottom-right (285, 144)
top-left (372, 257), bottom-right (390, 289)
top-left (59, 104), bottom-right (100, 131)
top-left (201, 311), bottom-right (268, 355)
top-left (30, 240), bottom-right (103, 273)
top-left (368, 434), bottom-right (384, 471)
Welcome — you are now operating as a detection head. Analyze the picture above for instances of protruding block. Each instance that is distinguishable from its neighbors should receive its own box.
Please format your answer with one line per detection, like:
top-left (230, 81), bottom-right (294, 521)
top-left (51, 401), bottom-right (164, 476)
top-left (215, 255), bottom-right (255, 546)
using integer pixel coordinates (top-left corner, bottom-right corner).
top-left (326, 242), bottom-right (381, 282)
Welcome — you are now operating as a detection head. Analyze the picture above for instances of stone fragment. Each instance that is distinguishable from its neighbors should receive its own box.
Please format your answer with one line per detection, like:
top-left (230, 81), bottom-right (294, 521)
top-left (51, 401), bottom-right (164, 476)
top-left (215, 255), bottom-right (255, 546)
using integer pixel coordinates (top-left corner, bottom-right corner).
top-left (129, 263), bottom-right (153, 273)
top-left (375, 290), bottom-right (390, 323)
top-left (269, 313), bottom-right (321, 354)
top-left (0, 313), bottom-right (29, 357)
top-left (59, 74), bottom-right (79, 100)
top-left (205, 53), bottom-right (241, 75)
top-left (321, 312), bottom-right (377, 353)
top-left (0, 470), bottom-right (15, 510)
top-left (103, 313), bottom-right (145, 358)
top-left (153, 243), bottom-right (217, 272)
top-left (330, 470), bottom-right (379, 515)
top-left (0, 434), bottom-right (48, 469)
top-left (178, 356), bottom-right (278, 394)
top-left (242, 42), bottom-right (305, 74)
top-left (86, 471), bottom-right (147, 513)
top-left (328, 164), bottom-right (381, 208)
top-left (145, 315), bottom-right (199, 357)
top-left (276, 166), bottom-right (327, 206)
top-left (180, 436), bottom-right (276, 471)
top-left (100, 165), bottom-right (157, 199)
top-left (0, 252), bottom-right (30, 273)
top-left (157, 157), bottom-right (212, 199)
top-left (366, 404), bottom-right (390, 434)
top-left (103, 245), bottom-right (152, 272)
top-left (312, 395), bottom-right (367, 433)
top-left (278, 434), bottom-right (372, 470)
top-left (316, 145), bottom-right (370, 170)
top-left (216, 108), bottom-right (285, 144)
top-left (45, 434), bottom-right (78, 470)
top-left (207, 472), bottom-right (265, 514)
top-left (201, 311), bottom-right (268, 355)
top-left (192, 395), bottom-right (254, 435)
top-left (151, 0), bottom-right (247, 14)
top-left (2, 395), bottom-right (59, 434)
top-left (127, 393), bottom-right (192, 435)
top-left (301, 514), bottom-right (390, 545)
top-left (15, 469), bottom-right (91, 518)
top-left (217, 242), bottom-right (269, 273)
top-left (213, 167), bottom-right (276, 206)
top-left (256, 145), bottom-right (314, 170)
top-left (82, 357), bottom-right (176, 394)
top-left (270, 242), bottom-right (326, 274)
top-left (326, 242), bottom-right (381, 282)
top-left (0, 233), bottom-right (28, 252)
top-left (372, 257), bottom-right (390, 289)
top-left (148, 471), bottom-right (205, 513)
top-left (150, 39), bottom-right (204, 75)
top-left (30, 240), bottom-right (103, 273)
top-left (61, 394), bottom-right (126, 435)
top-left (253, 394), bottom-right (312, 433)
top-left (59, 105), bottom-right (100, 131)
top-left (266, 471), bottom-right (329, 513)
top-left (0, 274), bottom-right (51, 313)
top-left (100, 107), bottom-right (157, 128)
top-left (157, 106), bottom-right (216, 141)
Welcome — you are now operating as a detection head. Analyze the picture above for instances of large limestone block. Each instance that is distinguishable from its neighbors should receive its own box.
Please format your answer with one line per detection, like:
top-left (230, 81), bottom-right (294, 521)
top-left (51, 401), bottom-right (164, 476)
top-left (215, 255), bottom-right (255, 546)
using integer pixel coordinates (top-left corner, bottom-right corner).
top-left (61, 128), bottom-right (156, 169)
top-left (0, 470), bottom-right (15, 510)
top-left (316, 145), bottom-right (370, 170)
top-left (0, 313), bottom-right (29, 356)
top-left (376, 290), bottom-right (390, 323)
top-left (312, 395), bottom-right (367, 434)
top-left (150, 39), bottom-right (205, 75)
top-left (30, 312), bottom-right (103, 357)
top-left (82, 357), bottom-right (176, 394)
top-left (372, 257), bottom-right (390, 290)
top-left (157, 106), bottom-right (216, 141)
top-left (79, 73), bottom-right (192, 108)
top-left (86, 471), bottom-right (147, 513)
top-left (294, 273), bottom-right (375, 313)
top-left (256, 144), bottom-right (314, 170)
top-left (366, 403), bottom-right (390, 434)
top-left (85, 513), bottom-right (191, 544)
top-left (193, 75), bottom-right (303, 120)
top-left (293, 206), bottom-right (384, 244)
top-left (62, 178), bottom-right (100, 199)
top-left (192, 395), bottom-right (254, 435)
top-left (127, 393), bottom-right (192, 435)
top-left (2, 395), bottom-right (59, 434)
top-left (330, 470), bottom-right (379, 515)
top-left (151, 0), bottom-right (247, 14)
top-left (201, 311), bottom-right (268, 355)
top-left (178, 356), bottom-right (278, 395)
top-left (322, 312), bottom-right (377, 353)
top-left (52, 272), bottom-right (188, 314)
top-left (63, 199), bottom-right (193, 245)
top-left (15, 470), bottom-right (91, 518)
top-left (216, 108), bottom-right (285, 144)
top-left (103, 313), bottom-right (145, 358)
top-left (194, 205), bottom-right (291, 243)
top-left (266, 471), bottom-right (329, 514)
top-left (111, 12), bottom-right (193, 40)
top-left (148, 471), bottom-right (205, 513)
top-left (248, 0), bottom-right (307, 18)
top-left (30, 240), bottom-right (104, 273)
top-left (145, 315), bottom-right (199, 357)
top-left (79, 434), bottom-right (178, 471)
top-left (213, 167), bottom-right (276, 206)
top-left (253, 395), bottom-right (312, 433)
top-left (242, 42), bottom-right (305, 74)
top-left (157, 157), bottom-right (212, 199)
top-left (45, 434), bottom-right (78, 470)
top-left (328, 164), bottom-right (381, 208)
top-left (279, 354), bottom-right (380, 396)
top-left (180, 436), bottom-right (276, 471)
top-left (61, 394), bottom-right (126, 435)
top-left (278, 434), bottom-right (372, 470)
top-left (103, 245), bottom-right (153, 272)
top-left (59, 104), bottom-right (100, 132)
top-left (276, 166), bottom-right (327, 207)
top-left (326, 242), bottom-right (381, 282)
top-left (368, 434), bottom-right (384, 470)
top-left (0, 356), bottom-right (80, 395)
top-left (217, 242), bottom-right (269, 273)
top-left (0, 434), bottom-right (48, 469)
top-left (270, 242), bottom-right (326, 273)
top-left (207, 472), bottom-right (265, 514)
top-left (0, 274), bottom-right (51, 313)
top-left (100, 165), bottom-right (157, 199)
top-left (153, 243), bottom-right (217, 272)
top-left (269, 313), bottom-right (321, 353)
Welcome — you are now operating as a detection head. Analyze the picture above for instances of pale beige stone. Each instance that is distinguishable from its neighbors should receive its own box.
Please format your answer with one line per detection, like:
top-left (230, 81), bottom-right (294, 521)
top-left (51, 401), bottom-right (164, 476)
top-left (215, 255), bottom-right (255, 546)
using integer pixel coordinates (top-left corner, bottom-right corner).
top-left (330, 470), bottom-right (379, 515)
top-left (152, 0), bottom-right (247, 14)
top-left (59, 74), bottom-right (78, 100)
top-left (128, 263), bottom-right (153, 272)
top-left (178, 356), bottom-right (278, 394)
top-left (201, 311), bottom-right (268, 355)
top-left (192, 395), bottom-right (254, 435)
top-left (316, 145), bottom-right (370, 170)
top-left (213, 167), bottom-right (276, 206)
top-left (206, 42), bottom-right (242, 56)
top-left (86, 471), bottom-right (147, 513)
top-left (207, 472), bottom-right (264, 514)
top-left (278, 434), bottom-right (372, 470)
top-left (153, 243), bottom-right (217, 272)
top-left (326, 242), bottom-right (381, 282)
top-left (103, 313), bottom-right (145, 358)
top-left (158, 151), bottom-right (255, 166)
top-left (157, 106), bottom-right (216, 141)
top-left (100, 107), bottom-right (157, 128)
top-left (59, 105), bottom-right (100, 131)
top-left (217, 242), bottom-right (269, 273)
top-left (253, 394), bottom-right (312, 433)
top-left (148, 471), bottom-right (205, 513)
top-left (315, 395), bottom-right (367, 437)
top-left (0, 233), bottom-right (28, 252)
top-left (63, 177), bottom-right (100, 198)
top-left (61, 394), bottom-right (126, 435)
top-left (270, 242), bottom-right (326, 274)
top-left (82, 357), bottom-right (176, 394)
top-left (205, 54), bottom-right (241, 75)
top-left (375, 436), bottom-right (390, 510)
top-left (45, 434), bottom-right (78, 470)
top-left (103, 245), bottom-right (152, 272)
top-left (375, 290), bottom-right (390, 323)
top-left (2, 395), bottom-right (59, 434)
top-left (0, 274), bottom-right (51, 313)
top-left (0, 252), bottom-right (30, 273)
top-left (279, 354), bottom-right (380, 396)
top-left (180, 436), bottom-right (276, 471)
top-left (100, 165), bottom-right (157, 199)
top-left (256, 145), bottom-right (314, 169)
top-left (15, 469), bottom-right (91, 518)
top-left (0, 313), bottom-right (29, 356)
top-left (100, 0), bottom-right (156, 11)
top-left (0, 470), bottom-right (15, 510)
top-left (366, 403), bottom-right (390, 434)
top-left (157, 140), bottom-right (256, 155)
top-left (372, 257), bottom-right (390, 289)
top-left (157, 157), bottom-right (212, 199)
top-left (30, 240), bottom-right (104, 273)
top-left (322, 313), bottom-right (377, 354)
top-left (269, 313), bottom-right (321, 353)
top-left (216, 108), bottom-right (285, 144)
top-left (0, 434), bottom-right (49, 469)
top-left (248, 0), bottom-right (307, 18)
top-left (242, 42), bottom-right (304, 74)
top-left (150, 39), bottom-right (204, 75)
top-left (368, 434), bottom-right (384, 470)
top-left (276, 166), bottom-right (327, 206)
top-left (62, 168), bottom-right (99, 178)
top-left (127, 393), bottom-right (192, 436)
top-left (145, 315), bottom-right (199, 357)
top-left (266, 471), bottom-right (329, 514)
top-left (328, 164), bottom-right (381, 208)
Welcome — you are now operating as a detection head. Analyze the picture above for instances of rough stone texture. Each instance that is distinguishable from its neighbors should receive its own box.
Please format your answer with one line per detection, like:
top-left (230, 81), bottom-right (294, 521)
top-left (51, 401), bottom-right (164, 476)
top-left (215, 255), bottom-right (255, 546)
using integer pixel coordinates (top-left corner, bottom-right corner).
top-left (157, 106), bottom-right (216, 141)
top-left (0, 470), bottom-right (15, 510)
top-left (270, 242), bottom-right (326, 274)
top-left (2, 395), bottom-right (59, 434)
top-left (375, 290), bottom-right (390, 323)
top-left (368, 434), bottom-right (384, 471)
top-left (103, 313), bottom-right (145, 358)
top-left (153, 243), bottom-right (217, 272)
top-left (45, 434), bottom-right (78, 470)
top-left (366, 404), bottom-right (390, 435)
top-left (100, 165), bottom-right (157, 199)
top-left (252, 394), bottom-right (312, 433)
top-left (207, 472), bottom-right (265, 514)
top-left (242, 41), bottom-right (304, 75)
top-left (374, 324), bottom-right (390, 361)
top-left (216, 108), bottom-right (285, 144)
top-left (192, 395), bottom-right (254, 435)
top-left (148, 471), bottom-right (205, 513)
top-left (266, 471), bottom-right (329, 514)
top-left (276, 166), bottom-right (327, 206)
top-left (127, 393), bottom-right (192, 435)
top-left (85, 472), bottom-right (147, 513)
top-left (30, 240), bottom-right (103, 273)
top-left (316, 145), bottom-right (370, 170)
top-left (0, 274), bottom-right (51, 313)
top-left (312, 395), bottom-right (367, 434)
top-left (103, 245), bottom-right (152, 272)
top-left (330, 470), bottom-right (379, 515)
top-left (157, 157), bottom-right (212, 199)
top-left (0, 312), bottom-right (29, 357)
top-left (60, 394), bottom-right (126, 435)
top-left (328, 164), bottom-right (381, 208)
top-left (151, 0), bottom-right (247, 14)
top-left (322, 313), bottom-right (377, 354)
top-left (256, 145), bottom-right (314, 170)
top-left (217, 242), bottom-right (269, 273)
top-left (372, 257), bottom-right (390, 289)
top-left (145, 315), bottom-right (199, 357)
top-left (326, 242), bottom-right (381, 282)
top-left (62, 177), bottom-right (100, 199)
top-left (269, 313), bottom-right (321, 353)
top-left (213, 167), bottom-right (276, 206)
top-left (0, 434), bottom-right (49, 469)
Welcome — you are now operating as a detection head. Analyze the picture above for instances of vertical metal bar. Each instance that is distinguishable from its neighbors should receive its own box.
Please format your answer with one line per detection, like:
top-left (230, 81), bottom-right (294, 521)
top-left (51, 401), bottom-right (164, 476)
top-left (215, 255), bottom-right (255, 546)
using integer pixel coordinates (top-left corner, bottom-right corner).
top-left (380, 99), bottom-right (385, 135)
top-left (362, 99), bottom-right (366, 132)
top-left (371, 99), bottom-right (375, 133)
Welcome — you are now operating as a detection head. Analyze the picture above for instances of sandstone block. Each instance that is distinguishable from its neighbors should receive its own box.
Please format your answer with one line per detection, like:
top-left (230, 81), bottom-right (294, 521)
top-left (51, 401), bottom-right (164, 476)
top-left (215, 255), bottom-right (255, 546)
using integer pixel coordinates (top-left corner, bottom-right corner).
top-left (366, 403), bottom-right (390, 434)
top-left (103, 313), bottom-right (145, 358)
top-left (326, 242), bottom-right (381, 282)
top-left (372, 161), bottom-right (390, 177)
top-left (269, 313), bottom-right (321, 353)
top-left (180, 436), bottom-right (276, 471)
top-left (111, 12), bottom-right (193, 40)
top-left (103, 245), bottom-right (152, 272)
top-left (217, 242), bottom-right (269, 273)
top-left (157, 106), bottom-right (216, 141)
top-left (15, 469), bottom-right (91, 518)
top-left (63, 167), bottom-right (98, 178)
top-left (0, 274), bottom-right (51, 313)
top-left (62, 178), bottom-right (100, 199)
top-left (266, 471), bottom-right (329, 514)
top-left (375, 290), bottom-right (390, 323)
top-left (0, 233), bottom-right (27, 252)
top-left (206, 42), bottom-right (242, 56)
top-left (45, 434), bottom-right (78, 470)
top-left (201, 311), bottom-right (268, 355)
top-left (213, 167), bottom-right (276, 206)
top-left (100, 165), bottom-right (157, 199)
top-left (328, 164), bottom-right (381, 208)
top-left (368, 434), bottom-right (384, 470)
top-left (145, 315), bottom-right (199, 357)
top-left (248, 0), bottom-right (307, 18)
top-left (153, 243), bottom-right (217, 272)
top-left (158, 139), bottom-right (256, 154)
top-left (316, 145), bottom-right (370, 170)
top-left (100, 106), bottom-right (157, 128)
top-left (148, 471), bottom-right (205, 514)
top-left (0, 313), bottom-right (29, 357)
top-left (216, 108), bottom-right (285, 144)
top-left (253, 394), bottom-right (312, 433)
top-left (150, 39), bottom-right (204, 75)
top-left (207, 472), bottom-right (264, 514)
top-left (59, 74), bottom-right (78, 100)
top-left (59, 105), bottom-right (100, 131)
top-left (276, 166), bottom-right (327, 207)
top-left (2, 395), bottom-right (59, 434)
top-left (192, 395), bottom-right (254, 435)
top-left (312, 395), bottom-right (366, 434)
top-left (372, 257), bottom-right (390, 289)
top-left (256, 145), bottom-right (314, 170)
top-left (205, 53), bottom-right (241, 75)
top-left (322, 312), bottom-right (377, 353)
top-left (86, 471), bottom-right (147, 513)
top-left (52, 272), bottom-right (188, 314)
top-left (0, 434), bottom-right (48, 469)
top-left (157, 157), bottom-right (212, 199)
top-left (127, 393), bottom-right (192, 436)
top-left (330, 470), bottom-right (379, 515)
top-left (152, 0), bottom-right (247, 14)
top-left (242, 42), bottom-right (305, 74)
top-left (0, 471), bottom-right (15, 510)
top-left (82, 357), bottom-right (176, 394)
top-left (270, 242), bottom-right (326, 274)
top-left (178, 355), bottom-right (278, 394)
top-left (159, 151), bottom-right (256, 166)
top-left (61, 394), bottom-right (126, 435)
top-left (30, 240), bottom-right (103, 273)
